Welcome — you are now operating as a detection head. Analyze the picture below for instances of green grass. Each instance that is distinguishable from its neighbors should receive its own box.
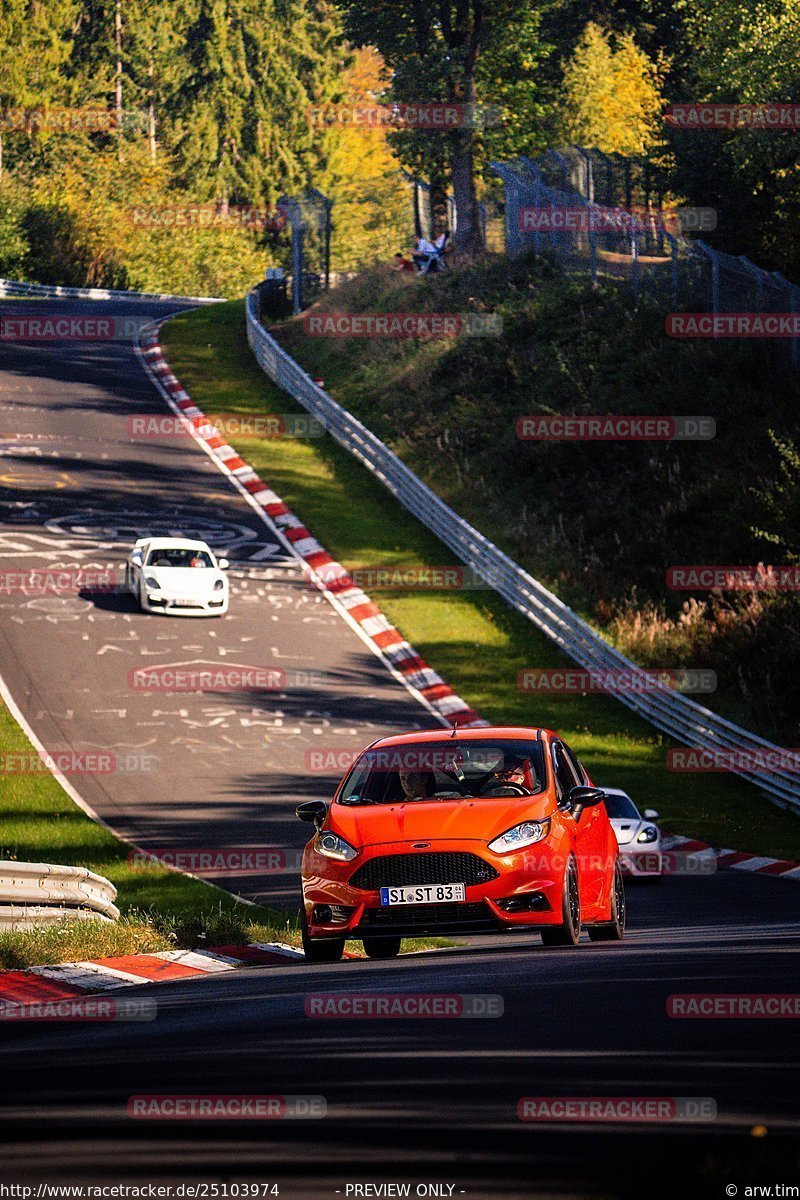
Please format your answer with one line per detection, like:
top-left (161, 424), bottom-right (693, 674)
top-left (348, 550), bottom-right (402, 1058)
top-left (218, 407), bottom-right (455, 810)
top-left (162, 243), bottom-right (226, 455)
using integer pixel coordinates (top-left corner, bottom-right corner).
top-left (160, 299), bottom-right (800, 862)
top-left (0, 697), bottom-right (302, 968)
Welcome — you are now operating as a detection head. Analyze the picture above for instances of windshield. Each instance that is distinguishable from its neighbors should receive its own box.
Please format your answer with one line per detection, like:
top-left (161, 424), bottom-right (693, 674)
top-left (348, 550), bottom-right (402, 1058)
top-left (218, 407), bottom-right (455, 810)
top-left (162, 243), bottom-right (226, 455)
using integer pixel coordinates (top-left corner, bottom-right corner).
top-left (603, 792), bottom-right (640, 819)
top-left (147, 548), bottom-right (214, 568)
top-left (337, 739), bottom-right (546, 805)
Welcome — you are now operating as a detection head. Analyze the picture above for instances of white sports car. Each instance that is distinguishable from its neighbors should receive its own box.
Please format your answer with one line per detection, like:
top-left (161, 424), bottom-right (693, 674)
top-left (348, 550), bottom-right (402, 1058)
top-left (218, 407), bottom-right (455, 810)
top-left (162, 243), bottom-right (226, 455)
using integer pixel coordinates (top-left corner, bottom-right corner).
top-left (126, 537), bottom-right (229, 616)
top-left (602, 787), bottom-right (663, 878)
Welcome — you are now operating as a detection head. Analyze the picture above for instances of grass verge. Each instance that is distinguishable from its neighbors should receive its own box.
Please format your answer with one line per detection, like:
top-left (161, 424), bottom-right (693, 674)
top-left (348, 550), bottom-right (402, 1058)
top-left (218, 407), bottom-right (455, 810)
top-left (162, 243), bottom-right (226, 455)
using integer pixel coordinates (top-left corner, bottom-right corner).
top-left (0, 696), bottom-right (302, 968)
top-left (159, 300), bottom-right (800, 862)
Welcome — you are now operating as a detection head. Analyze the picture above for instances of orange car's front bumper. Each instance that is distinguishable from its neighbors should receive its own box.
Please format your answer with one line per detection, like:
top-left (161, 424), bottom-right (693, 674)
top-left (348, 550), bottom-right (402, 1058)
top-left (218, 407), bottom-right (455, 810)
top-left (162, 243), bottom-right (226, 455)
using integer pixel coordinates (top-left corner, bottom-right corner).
top-left (301, 837), bottom-right (572, 939)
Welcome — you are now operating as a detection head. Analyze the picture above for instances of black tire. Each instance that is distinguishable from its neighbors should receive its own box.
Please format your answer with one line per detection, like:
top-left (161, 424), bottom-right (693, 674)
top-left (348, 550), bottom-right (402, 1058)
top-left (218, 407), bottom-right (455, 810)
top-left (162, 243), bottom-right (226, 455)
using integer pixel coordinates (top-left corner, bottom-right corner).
top-left (540, 856), bottom-right (581, 947)
top-left (362, 936), bottom-right (402, 960)
top-left (300, 906), bottom-right (345, 963)
top-left (588, 861), bottom-right (626, 942)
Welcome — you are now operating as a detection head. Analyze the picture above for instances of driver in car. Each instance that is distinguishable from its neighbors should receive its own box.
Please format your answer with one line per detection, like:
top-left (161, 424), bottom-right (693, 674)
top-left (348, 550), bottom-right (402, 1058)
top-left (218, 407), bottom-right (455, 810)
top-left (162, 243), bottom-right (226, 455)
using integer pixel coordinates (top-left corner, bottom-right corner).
top-left (398, 769), bottom-right (435, 801)
top-left (478, 757), bottom-right (533, 796)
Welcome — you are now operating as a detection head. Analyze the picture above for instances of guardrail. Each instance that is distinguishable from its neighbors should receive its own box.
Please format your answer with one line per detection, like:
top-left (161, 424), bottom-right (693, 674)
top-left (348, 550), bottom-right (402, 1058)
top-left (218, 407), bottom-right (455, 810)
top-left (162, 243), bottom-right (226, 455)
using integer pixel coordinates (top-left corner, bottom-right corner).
top-left (0, 277), bottom-right (223, 305)
top-left (245, 288), bottom-right (800, 815)
top-left (0, 861), bottom-right (119, 928)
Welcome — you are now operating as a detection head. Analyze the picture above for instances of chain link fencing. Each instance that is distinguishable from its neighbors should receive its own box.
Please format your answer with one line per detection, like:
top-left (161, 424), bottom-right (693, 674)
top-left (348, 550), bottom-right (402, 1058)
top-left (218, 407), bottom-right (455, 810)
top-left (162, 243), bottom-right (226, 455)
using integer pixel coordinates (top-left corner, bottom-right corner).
top-left (491, 149), bottom-right (800, 368)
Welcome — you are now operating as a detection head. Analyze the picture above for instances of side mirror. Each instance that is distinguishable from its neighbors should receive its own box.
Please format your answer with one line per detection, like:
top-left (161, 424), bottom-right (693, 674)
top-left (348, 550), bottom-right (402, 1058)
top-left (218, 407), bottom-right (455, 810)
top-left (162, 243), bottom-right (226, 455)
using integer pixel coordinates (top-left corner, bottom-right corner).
top-left (296, 799), bottom-right (327, 827)
top-left (218, 558), bottom-right (229, 570)
top-left (644, 808), bottom-right (659, 820)
top-left (567, 785), bottom-right (606, 820)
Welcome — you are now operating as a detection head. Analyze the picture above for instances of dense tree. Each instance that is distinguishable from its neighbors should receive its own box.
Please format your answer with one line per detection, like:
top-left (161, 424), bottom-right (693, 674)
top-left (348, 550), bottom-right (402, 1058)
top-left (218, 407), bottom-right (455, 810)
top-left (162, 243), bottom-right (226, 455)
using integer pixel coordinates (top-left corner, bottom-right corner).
top-left (0, 0), bottom-right (76, 178)
top-left (337, 0), bottom-right (558, 254)
top-left (672, 0), bottom-right (800, 273)
top-left (320, 46), bottom-right (412, 267)
top-left (558, 22), bottom-right (664, 156)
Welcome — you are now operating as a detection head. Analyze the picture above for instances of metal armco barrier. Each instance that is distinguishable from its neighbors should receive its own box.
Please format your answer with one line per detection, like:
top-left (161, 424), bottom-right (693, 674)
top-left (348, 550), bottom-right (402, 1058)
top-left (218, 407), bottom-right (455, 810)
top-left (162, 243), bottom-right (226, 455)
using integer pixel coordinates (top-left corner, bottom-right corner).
top-left (0, 277), bottom-right (223, 305)
top-left (245, 288), bottom-right (800, 815)
top-left (0, 861), bottom-right (119, 926)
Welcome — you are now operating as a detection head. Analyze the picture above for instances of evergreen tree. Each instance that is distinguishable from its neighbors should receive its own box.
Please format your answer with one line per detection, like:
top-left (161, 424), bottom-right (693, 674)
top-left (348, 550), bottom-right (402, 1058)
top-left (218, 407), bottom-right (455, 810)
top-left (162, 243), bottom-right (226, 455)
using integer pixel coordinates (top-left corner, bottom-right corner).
top-left (174, 0), bottom-right (252, 206)
top-left (0, 0), bottom-right (76, 178)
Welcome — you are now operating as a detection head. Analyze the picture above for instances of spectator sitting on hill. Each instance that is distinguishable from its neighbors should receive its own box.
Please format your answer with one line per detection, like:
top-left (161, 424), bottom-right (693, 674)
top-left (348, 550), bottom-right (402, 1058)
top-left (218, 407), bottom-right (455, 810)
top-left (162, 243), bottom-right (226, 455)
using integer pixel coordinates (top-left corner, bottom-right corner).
top-left (392, 251), bottom-right (416, 274)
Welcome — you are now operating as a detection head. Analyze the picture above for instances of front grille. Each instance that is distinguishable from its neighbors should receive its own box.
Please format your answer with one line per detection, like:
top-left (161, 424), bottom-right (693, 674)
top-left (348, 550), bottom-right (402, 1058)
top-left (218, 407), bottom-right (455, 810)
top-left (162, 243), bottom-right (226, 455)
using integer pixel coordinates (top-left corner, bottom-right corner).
top-left (349, 851), bottom-right (498, 890)
top-left (361, 902), bottom-right (495, 931)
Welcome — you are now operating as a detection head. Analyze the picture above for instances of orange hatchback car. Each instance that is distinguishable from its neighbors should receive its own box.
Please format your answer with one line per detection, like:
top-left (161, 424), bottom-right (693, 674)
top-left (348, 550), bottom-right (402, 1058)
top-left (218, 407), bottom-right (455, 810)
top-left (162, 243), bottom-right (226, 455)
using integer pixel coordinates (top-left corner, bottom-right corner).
top-left (296, 726), bottom-right (625, 961)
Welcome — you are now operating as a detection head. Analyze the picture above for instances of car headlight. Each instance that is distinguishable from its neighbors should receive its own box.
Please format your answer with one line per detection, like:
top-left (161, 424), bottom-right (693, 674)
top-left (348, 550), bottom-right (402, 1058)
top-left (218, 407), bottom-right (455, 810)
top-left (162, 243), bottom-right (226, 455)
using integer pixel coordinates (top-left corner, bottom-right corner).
top-left (144, 576), bottom-right (160, 589)
top-left (488, 818), bottom-right (550, 853)
top-left (213, 578), bottom-right (224, 591)
top-left (315, 831), bottom-right (358, 861)
top-left (637, 825), bottom-right (658, 843)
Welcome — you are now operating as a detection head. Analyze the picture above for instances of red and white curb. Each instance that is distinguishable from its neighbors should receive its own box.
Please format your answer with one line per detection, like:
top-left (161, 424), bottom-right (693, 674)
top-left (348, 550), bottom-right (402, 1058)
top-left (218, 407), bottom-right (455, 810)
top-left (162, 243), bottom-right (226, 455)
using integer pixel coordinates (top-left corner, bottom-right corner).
top-left (662, 834), bottom-right (800, 880)
top-left (0, 942), bottom-right (307, 1008)
top-left (136, 322), bottom-right (484, 729)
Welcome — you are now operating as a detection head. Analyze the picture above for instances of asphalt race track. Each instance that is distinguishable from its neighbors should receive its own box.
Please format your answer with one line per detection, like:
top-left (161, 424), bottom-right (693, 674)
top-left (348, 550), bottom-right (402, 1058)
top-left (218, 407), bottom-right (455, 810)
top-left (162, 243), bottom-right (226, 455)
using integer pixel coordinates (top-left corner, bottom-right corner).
top-left (0, 299), bottom-right (431, 904)
top-left (0, 300), bottom-right (798, 1195)
top-left (1, 872), bottom-right (799, 1194)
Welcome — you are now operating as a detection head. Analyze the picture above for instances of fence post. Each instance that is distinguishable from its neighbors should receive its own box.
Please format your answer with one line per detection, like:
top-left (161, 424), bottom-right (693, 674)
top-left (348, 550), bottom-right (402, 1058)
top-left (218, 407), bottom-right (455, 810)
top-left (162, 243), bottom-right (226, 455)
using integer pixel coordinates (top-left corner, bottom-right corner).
top-left (694, 242), bottom-right (719, 335)
top-left (308, 188), bottom-right (333, 293)
top-left (412, 180), bottom-right (422, 239)
top-left (773, 272), bottom-right (799, 367)
top-left (572, 146), bottom-right (594, 203)
top-left (592, 149), bottom-right (614, 206)
top-left (277, 196), bottom-right (304, 315)
top-left (543, 149), bottom-right (568, 192)
top-left (589, 212), bottom-right (597, 286)
top-left (665, 230), bottom-right (679, 308)
top-left (738, 256), bottom-right (765, 314)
